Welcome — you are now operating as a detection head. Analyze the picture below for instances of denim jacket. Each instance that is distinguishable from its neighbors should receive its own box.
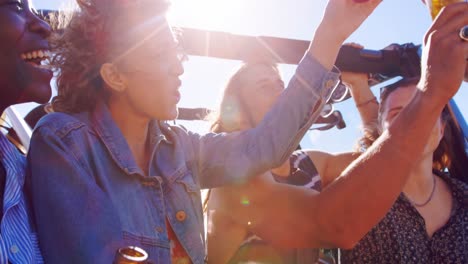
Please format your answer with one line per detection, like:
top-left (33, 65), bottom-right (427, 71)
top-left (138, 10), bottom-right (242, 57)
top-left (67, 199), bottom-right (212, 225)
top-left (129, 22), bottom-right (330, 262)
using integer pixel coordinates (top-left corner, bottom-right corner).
top-left (28, 53), bottom-right (339, 264)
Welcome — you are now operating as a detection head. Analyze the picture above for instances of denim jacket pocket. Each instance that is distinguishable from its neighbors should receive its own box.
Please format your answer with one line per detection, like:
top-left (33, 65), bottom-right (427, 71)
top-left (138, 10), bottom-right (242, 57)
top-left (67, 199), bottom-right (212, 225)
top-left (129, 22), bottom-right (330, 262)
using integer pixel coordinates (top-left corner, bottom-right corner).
top-left (122, 231), bottom-right (170, 264)
top-left (175, 170), bottom-right (202, 203)
top-left (174, 169), bottom-right (204, 225)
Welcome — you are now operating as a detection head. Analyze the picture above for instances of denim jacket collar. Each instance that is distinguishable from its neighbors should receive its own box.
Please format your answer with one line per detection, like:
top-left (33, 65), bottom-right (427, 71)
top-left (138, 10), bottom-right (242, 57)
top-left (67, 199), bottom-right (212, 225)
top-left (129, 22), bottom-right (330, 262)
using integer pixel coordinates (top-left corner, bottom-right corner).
top-left (91, 101), bottom-right (170, 176)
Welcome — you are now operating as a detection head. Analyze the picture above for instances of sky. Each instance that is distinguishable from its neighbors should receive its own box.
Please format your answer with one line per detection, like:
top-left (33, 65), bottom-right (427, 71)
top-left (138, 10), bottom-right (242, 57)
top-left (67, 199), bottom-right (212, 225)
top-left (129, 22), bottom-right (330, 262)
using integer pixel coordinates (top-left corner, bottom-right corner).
top-left (27, 0), bottom-right (468, 154)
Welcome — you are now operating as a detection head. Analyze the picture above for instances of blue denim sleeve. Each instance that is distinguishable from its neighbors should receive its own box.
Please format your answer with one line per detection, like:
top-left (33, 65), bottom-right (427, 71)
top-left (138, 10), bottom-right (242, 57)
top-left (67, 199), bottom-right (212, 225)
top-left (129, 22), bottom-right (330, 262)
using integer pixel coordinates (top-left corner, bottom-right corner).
top-left (28, 125), bottom-right (124, 264)
top-left (189, 54), bottom-right (340, 188)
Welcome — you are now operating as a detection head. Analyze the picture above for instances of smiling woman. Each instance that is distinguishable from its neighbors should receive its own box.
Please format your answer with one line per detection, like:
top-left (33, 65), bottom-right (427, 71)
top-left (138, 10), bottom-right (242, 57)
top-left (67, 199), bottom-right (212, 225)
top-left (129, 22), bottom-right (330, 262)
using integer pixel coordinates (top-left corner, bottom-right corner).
top-left (0, 0), bottom-right (52, 263)
top-left (0, 0), bottom-right (52, 112)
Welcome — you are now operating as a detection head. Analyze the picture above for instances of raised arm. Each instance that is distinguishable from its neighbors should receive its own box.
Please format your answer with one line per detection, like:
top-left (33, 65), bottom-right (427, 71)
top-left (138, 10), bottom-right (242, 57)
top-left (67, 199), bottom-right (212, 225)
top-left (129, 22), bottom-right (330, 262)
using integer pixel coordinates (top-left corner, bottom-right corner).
top-left (307, 44), bottom-right (380, 185)
top-left (191, 0), bottom-right (383, 189)
top-left (340, 43), bottom-right (379, 128)
top-left (208, 2), bottom-right (468, 249)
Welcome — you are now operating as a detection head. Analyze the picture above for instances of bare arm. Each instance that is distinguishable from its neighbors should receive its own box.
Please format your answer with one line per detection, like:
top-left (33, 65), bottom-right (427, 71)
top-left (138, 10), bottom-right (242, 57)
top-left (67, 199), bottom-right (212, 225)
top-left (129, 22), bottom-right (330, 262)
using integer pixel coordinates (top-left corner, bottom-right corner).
top-left (192, 0), bottom-right (382, 189)
top-left (240, 93), bottom-right (446, 249)
top-left (307, 43), bottom-right (379, 186)
top-left (306, 151), bottom-right (358, 187)
top-left (206, 205), bottom-right (248, 264)
top-left (340, 44), bottom-right (379, 129)
top-left (211, 3), bottom-right (468, 249)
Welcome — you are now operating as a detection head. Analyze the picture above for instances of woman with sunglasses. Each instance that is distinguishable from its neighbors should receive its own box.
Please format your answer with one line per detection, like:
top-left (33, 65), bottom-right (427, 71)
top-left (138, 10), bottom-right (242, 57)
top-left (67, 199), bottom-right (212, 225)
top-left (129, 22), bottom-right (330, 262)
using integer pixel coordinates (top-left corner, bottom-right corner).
top-left (0, 0), bottom-right (52, 262)
top-left (205, 46), bottom-right (379, 264)
top-left (27, 0), bottom-right (385, 263)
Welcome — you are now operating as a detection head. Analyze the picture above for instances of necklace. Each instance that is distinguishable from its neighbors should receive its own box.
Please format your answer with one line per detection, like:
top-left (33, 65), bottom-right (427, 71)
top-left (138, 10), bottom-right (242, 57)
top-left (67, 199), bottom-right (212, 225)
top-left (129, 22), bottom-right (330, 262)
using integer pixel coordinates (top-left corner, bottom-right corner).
top-left (406, 174), bottom-right (437, 207)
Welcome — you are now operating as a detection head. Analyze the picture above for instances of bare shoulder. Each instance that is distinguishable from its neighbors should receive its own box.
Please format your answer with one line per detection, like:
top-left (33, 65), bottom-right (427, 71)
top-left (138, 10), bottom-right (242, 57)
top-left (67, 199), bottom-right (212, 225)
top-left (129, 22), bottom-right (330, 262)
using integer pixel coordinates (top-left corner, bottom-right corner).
top-left (304, 150), bottom-right (360, 186)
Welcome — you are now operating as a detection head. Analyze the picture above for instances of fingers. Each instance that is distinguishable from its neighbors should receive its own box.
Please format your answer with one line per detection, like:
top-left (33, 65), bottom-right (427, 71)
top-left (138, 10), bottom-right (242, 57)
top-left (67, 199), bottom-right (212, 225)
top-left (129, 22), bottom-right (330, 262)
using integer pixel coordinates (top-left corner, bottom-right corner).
top-left (356, 0), bottom-right (383, 9)
top-left (424, 2), bottom-right (468, 45)
top-left (344, 42), bottom-right (364, 49)
top-left (352, 0), bottom-right (384, 17)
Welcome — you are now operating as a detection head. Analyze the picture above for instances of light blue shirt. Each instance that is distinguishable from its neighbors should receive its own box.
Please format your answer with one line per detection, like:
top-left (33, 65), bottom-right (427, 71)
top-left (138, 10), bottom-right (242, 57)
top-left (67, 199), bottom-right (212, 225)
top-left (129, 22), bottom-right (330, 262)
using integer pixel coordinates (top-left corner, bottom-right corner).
top-left (0, 134), bottom-right (43, 263)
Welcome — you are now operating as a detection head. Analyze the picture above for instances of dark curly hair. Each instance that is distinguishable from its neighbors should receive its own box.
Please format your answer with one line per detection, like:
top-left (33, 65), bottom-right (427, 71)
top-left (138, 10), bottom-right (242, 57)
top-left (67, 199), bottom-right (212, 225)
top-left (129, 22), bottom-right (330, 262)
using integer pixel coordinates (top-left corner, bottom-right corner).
top-left (49, 0), bottom-right (170, 113)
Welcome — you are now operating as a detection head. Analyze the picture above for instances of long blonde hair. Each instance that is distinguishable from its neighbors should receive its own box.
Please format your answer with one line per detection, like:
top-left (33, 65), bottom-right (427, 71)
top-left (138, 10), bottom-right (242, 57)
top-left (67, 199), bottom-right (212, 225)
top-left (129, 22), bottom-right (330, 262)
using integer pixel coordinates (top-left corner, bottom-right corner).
top-left (210, 61), bottom-right (279, 133)
top-left (203, 60), bottom-right (279, 212)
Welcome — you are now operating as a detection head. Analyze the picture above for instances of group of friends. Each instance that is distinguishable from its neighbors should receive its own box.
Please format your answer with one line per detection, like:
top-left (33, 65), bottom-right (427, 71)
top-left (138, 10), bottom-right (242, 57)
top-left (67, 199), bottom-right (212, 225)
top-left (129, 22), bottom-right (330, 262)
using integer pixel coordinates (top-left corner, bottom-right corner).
top-left (0, 0), bottom-right (467, 263)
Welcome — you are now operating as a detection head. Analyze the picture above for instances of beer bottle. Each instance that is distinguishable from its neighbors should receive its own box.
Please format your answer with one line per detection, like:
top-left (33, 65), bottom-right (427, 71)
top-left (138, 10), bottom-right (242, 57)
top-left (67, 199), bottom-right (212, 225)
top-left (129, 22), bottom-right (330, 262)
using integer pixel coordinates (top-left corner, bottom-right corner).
top-left (113, 246), bottom-right (149, 264)
top-left (425, 0), bottom-right (466, 19)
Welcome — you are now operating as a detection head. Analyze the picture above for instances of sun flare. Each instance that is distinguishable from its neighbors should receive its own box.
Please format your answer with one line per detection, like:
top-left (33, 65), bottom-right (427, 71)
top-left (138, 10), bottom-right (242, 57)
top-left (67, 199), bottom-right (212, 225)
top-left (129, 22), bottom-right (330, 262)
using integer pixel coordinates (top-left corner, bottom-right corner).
top-left (168, 0), bottom-right (248, 32)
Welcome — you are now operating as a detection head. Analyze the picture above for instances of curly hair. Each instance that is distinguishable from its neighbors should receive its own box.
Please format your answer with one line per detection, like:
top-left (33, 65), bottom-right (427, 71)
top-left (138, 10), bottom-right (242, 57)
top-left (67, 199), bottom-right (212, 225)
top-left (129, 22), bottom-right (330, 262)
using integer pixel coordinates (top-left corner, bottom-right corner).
top-left (49, 0), bottom-right (170, 113)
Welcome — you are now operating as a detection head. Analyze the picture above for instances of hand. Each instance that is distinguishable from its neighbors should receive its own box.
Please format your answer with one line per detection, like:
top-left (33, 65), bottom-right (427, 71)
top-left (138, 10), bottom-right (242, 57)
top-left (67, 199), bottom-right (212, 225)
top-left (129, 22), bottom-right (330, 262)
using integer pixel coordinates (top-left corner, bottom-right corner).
top-left (418, 2), bottom-right (468, 104)
top-left (319, 0), bottom-right (383, 43)
top-left (310, 0), bottom-right (382, 70)
top-left (341, 44), bottom-right (369, 90)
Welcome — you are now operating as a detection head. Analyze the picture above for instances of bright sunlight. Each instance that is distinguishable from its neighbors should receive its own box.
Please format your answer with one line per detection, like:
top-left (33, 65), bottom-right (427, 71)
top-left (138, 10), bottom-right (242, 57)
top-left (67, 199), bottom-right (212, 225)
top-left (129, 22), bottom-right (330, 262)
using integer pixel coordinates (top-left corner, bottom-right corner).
top-left (168, 0), bottom-right (249, 32)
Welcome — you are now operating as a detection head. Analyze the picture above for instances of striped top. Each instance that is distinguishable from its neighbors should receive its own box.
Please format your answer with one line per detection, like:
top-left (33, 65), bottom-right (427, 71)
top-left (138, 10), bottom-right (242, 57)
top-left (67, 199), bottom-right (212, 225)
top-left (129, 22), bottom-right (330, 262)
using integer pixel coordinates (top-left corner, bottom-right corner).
top-left (0, 134), bottom-right (43, 263)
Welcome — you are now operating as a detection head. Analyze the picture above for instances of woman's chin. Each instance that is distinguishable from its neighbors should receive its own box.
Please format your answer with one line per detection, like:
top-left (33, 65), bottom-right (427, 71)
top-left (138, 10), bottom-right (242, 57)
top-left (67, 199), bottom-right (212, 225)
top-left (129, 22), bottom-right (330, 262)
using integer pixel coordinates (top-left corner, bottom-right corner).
top-left (18, 83), bottom-right (52, 105)
top-left (167, 108), bottom-right (179, 121)
top-left (155, 107), bottom-right (178, 121)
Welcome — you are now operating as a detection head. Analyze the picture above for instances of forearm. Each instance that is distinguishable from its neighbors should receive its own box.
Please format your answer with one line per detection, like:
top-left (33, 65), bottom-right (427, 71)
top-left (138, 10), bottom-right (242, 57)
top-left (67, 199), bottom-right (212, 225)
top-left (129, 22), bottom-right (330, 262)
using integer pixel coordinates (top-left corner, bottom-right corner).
top-left (197, 55), bottom-right (339, 188)
top-left (357, 102), bottom-right (379, 128)
top-left (309, 24), bottom-right (345, 71)
top-left (245, 92), bottom-right (445, 248)
top-left (314, 91), bottom-right (445, 247)
top-left (349, 80), bottom-right (379, 127)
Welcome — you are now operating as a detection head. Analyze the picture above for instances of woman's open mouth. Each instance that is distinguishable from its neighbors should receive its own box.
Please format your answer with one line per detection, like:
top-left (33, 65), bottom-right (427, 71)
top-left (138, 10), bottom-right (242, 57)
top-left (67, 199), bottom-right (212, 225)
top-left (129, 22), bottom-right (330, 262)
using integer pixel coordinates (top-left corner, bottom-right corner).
top-left (20, 49), bottom-right (52, 70)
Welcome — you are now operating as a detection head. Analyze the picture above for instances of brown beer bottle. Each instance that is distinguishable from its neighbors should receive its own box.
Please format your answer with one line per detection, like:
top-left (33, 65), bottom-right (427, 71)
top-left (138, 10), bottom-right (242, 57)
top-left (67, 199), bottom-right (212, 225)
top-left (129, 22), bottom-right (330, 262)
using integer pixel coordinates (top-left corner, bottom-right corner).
top-left (113, 246), bottom-right (149, 264)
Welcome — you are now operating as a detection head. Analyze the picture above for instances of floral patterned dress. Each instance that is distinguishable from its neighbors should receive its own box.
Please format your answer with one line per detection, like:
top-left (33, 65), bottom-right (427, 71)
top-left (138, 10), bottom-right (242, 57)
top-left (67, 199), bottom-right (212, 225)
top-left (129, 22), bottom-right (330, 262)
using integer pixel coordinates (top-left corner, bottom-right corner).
top-left (340, 172), bottom-right (468, 264)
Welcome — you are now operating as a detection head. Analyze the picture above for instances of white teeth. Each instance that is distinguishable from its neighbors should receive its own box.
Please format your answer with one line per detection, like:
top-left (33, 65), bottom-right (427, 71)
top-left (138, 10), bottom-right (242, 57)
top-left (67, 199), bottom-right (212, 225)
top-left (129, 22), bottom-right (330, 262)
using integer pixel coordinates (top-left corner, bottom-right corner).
top-left (21, 50), bottom-right (51, 61)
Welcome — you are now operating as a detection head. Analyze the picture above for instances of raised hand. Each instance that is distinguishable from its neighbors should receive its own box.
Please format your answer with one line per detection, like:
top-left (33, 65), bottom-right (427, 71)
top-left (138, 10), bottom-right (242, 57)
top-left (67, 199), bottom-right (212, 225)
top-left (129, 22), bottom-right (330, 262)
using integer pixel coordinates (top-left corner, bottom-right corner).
top-left (310, 0), bottom-right (383, 70)
top-left (418, 2), bottom-right (468, 104)
top-left (340, 43), bottom-right (369, 90)
top-left (320, 0), bottom-right (383, 43)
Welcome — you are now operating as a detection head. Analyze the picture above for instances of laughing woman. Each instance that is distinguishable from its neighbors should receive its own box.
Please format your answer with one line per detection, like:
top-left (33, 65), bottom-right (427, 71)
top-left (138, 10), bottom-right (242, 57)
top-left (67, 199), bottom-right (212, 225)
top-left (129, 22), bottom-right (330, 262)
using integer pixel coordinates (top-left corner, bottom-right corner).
top-left (0, 0), bottom-right (52, 262)
top-left (26, 0), bottom-right (383, 263)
